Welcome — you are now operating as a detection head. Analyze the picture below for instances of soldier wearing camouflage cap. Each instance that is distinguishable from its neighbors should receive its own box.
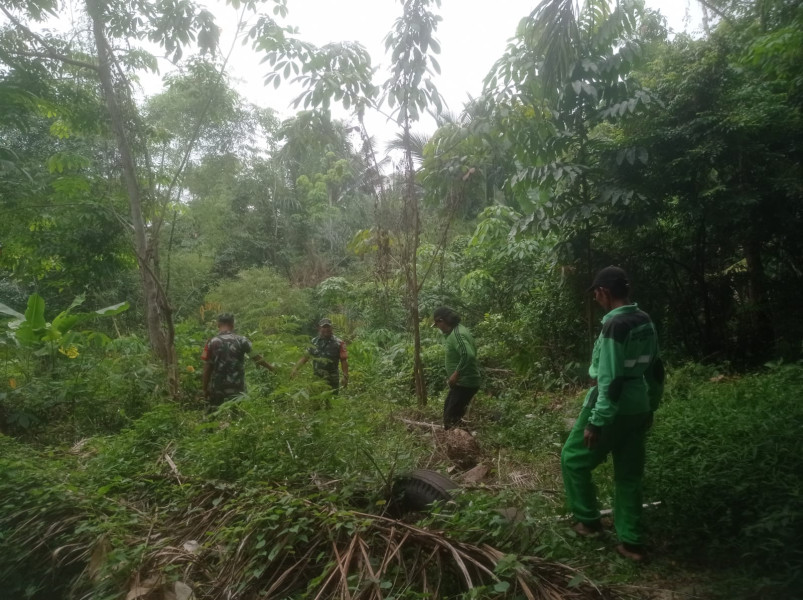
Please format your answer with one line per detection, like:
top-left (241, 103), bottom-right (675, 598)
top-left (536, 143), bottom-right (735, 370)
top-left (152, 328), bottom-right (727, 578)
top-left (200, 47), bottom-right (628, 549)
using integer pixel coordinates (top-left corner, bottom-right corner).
top-left (292, 318), bottom-right (349, 392)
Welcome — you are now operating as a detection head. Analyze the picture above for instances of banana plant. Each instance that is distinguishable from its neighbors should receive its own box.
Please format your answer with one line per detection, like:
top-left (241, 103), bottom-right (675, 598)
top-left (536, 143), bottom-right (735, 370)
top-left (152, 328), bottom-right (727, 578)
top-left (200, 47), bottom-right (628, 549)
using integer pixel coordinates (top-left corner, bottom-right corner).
top-left (0, 293), bottom-right (129, 350)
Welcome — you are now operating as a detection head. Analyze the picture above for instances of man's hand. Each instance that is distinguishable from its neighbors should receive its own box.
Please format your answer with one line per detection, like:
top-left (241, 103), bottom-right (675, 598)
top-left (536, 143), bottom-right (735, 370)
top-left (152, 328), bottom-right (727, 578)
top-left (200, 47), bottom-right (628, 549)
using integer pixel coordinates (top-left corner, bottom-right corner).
top-left (447, 371), bottom-right (458, 388)
top-left (341, 374), bottom-right (349, 389)
top-left (292, 356), bottom-right (308, 379)
top-left (583, 426), bottom-right (600, 449)
top-left (253, 354), bottom-right (277, 373)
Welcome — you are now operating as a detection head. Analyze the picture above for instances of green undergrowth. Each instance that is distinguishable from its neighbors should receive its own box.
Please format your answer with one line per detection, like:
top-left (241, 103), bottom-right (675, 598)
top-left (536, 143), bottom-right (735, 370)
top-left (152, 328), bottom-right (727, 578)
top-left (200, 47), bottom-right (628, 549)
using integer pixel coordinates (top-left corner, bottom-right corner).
top-left (0, 391), bottom-right (601, 600)
top-left (0, 334), bottom-right (165, 444)
top-left (644, 362), bottom-right (803, 596)
top-left (85, 387), bottom-right (431, 499)
top-left (1, 363), bottom-right (801, 599)
top-left (0, 436), bottom-right (119, 599)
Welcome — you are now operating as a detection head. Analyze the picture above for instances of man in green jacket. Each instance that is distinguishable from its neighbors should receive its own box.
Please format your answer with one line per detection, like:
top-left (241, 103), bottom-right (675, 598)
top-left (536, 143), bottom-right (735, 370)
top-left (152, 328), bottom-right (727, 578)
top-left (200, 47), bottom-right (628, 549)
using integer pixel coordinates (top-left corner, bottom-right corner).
top-left (432, 306), bottom-right (481, 429)
top-left (561, 267), bottom-right (664, 562)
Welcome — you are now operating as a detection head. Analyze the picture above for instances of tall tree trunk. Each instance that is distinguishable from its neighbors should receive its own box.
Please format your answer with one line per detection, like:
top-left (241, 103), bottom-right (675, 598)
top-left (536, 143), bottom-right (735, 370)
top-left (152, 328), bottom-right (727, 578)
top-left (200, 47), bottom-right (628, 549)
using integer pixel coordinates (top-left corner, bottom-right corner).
top-left (695, 210), bottom-right (715, 359)
top-left (402, 123), bottom-right (426, 406)
top-left (743, 230), bottom-right (774, 360)
top-left (700, 2), bottom-right (712, 36)
top-left (578, 113), bottom-right (595, 356)
top-left (584, 221), bottom-right (594, 356)
top-left (358, 113), bottom-right (392, 288)
top-left (87, 0), bottom-right (177, 394)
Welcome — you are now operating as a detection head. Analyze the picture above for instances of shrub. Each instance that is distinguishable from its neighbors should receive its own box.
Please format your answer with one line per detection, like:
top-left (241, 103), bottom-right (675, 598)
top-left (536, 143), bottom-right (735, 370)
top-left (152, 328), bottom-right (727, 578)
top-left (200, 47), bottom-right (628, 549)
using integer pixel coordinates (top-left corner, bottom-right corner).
top-left (165, 252), bottom-right (216, 321)
top-left (176, 389), bottom-right (428, 493)
top-left (0, 437), bottom-right (97, 599)
top-left (475, 300), bottom-right (585, 390)
top-left (0, 334), bottom-right (163, 443)
top-left (204, 267), bottom-right (313, 334)
top-left (646, 363), bottom-right (803, 589)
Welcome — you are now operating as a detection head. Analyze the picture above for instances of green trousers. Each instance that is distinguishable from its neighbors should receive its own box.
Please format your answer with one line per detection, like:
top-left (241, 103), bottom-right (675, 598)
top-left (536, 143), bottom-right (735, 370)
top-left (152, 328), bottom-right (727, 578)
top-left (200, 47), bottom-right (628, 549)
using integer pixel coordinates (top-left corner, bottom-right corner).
top-left (561, 405), bottom-right (651, 545)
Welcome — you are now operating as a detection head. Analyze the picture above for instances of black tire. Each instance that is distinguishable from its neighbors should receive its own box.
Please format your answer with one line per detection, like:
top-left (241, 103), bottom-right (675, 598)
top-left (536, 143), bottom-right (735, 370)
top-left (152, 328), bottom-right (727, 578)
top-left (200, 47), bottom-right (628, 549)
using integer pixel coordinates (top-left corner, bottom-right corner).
top-left (390, 469), bottom-right (458, 514)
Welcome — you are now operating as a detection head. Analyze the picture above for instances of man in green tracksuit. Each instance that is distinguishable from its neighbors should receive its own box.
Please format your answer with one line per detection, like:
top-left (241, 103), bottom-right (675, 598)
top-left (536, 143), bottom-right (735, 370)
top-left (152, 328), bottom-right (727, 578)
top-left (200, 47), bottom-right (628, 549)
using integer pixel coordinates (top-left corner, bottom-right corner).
top-left (561, 266), bottom-right (664, 561)
top-left (432, 306), bottom-right (481, 429)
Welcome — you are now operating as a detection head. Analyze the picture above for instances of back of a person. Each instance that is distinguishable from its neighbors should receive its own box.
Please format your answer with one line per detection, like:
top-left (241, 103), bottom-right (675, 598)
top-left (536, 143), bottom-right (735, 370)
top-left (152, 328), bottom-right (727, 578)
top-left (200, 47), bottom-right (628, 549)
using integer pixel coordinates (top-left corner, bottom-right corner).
top-left (562, 267), bottom-right (662, 563)
top-left (209, 332), bottom-right (250, 396)
top-left (602, 306), bottom-right (658, 414)
top-left (445, 324), bottom-right (481, 388)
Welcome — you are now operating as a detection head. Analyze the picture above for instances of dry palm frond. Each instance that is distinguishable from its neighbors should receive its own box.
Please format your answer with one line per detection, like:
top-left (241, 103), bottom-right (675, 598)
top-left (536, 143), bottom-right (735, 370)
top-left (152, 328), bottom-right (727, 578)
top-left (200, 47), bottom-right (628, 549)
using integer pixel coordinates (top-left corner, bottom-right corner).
top-left (127, 486), bottom-right (606, 600)
top-left (5, 466), bottom-right (605, 600)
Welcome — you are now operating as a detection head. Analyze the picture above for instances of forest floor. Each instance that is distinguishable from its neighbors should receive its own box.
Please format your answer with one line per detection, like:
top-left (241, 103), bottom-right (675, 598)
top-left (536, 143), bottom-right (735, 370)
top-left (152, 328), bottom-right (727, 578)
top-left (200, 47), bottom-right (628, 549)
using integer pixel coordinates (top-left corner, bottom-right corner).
top-left (392, 391), bottom-right (752, 600)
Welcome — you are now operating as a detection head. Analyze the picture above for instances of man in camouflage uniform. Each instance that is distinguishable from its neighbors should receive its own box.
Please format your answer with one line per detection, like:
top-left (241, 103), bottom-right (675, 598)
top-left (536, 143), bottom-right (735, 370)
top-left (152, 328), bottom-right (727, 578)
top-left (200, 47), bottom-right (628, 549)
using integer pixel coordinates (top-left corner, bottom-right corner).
top-left (201, 313), bottom-right (276, 408)
top-left (292, 318), bottom-right (349, 391)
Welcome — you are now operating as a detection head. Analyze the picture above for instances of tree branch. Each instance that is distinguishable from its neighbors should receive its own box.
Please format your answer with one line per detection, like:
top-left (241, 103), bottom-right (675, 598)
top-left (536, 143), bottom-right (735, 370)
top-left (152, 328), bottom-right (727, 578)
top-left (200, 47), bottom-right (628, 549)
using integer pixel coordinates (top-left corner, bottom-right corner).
top-left (0, 6), bottom-right (98, 72)
top-left (416, 185), bottom-right (461, 294)
top-left (5, 50), bottom-right (98, 72)
top-left (694, 0), bottom-right (736, 30)
top-left (163, 5), bottom-right (248, 203)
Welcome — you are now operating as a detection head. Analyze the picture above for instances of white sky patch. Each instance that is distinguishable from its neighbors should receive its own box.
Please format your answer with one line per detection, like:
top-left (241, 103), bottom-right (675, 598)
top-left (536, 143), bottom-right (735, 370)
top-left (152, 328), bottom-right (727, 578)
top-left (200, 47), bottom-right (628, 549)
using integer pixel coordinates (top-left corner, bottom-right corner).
top-left (5, 0), bottom-right (705, 149)
top-left (191, 0), bottom-right (705, 147)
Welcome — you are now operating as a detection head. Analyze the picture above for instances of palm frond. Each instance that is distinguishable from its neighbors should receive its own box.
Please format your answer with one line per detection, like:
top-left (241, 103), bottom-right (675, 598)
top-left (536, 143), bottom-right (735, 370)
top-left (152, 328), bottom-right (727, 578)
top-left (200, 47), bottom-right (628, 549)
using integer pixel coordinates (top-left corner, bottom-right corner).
top-left (385, 131), bottom-right (431, 163)
top-left (145, 488), bottom-right (606, 599)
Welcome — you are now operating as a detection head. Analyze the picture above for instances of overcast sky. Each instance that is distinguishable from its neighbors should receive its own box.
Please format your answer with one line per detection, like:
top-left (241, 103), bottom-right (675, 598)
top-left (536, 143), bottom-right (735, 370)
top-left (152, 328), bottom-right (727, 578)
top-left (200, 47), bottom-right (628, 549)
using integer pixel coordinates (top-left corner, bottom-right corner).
top-left (188, 0), bottom-right (704, 144)
top-left (15, 1), bottom-right (705, 144)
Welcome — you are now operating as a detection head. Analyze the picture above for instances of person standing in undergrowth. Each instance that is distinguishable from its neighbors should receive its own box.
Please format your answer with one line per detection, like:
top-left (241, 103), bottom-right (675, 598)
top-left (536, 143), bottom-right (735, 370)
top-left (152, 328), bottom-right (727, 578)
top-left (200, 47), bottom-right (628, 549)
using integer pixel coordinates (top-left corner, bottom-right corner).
top-left (432, 306), bottom-right (481, 430)
top-left (561, 266), bottom-right (665, 562)
top-left (201, 313), bottom-right (277, 409)
top-left (291, 318), bottom-right (349, 393)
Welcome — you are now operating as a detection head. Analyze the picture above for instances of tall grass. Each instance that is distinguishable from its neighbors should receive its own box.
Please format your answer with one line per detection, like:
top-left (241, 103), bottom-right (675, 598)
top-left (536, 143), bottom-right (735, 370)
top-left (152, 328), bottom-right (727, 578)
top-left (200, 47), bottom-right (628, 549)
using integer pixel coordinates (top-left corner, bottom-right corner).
top-left (646, 363), bottom-right (803, 592)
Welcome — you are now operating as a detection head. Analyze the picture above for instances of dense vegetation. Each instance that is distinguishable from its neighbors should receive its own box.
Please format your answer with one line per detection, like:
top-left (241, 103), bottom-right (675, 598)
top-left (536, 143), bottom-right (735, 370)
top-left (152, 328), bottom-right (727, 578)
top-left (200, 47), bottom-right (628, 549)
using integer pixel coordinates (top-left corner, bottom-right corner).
top-left (0, 0), bottom-right (801, 598)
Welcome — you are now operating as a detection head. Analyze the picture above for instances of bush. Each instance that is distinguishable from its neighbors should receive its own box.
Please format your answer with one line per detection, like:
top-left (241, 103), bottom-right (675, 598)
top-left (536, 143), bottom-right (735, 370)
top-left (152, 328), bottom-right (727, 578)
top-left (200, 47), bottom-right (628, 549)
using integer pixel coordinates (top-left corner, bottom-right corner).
top-left (165, 252), bottom-right (216, 321)
top-left (176, 389), bottom-right (427, 492)
top-left (475, 299), bottom-right (585, 390)
top-left (204, 267), bottom-right (313, 334)
top-left (0, 437), bottom-right (99, 599)
top-left (0, 334), bottom-right (163, 443)
top-left (646, 363), bottom-right (803, 589)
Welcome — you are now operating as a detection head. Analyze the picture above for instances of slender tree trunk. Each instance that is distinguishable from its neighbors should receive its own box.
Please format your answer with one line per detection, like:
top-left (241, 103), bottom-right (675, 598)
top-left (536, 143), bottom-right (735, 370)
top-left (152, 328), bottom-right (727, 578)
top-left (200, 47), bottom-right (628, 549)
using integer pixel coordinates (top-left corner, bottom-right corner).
top-left (584, 220), bottom-right (594, 355)
top-left (695, 210), bottom-right (715, 358)
top-left (700, 2), bottom-right (712, 36)
top-left (87, 0), bottom-right (177, 394)
top-left (357, 113), bottom-right (392, 288)
top-left (578, 111), bottom-right (595, 356)
top-left (402, 122), bottom-right (426, 406)
top-left (744, 227), bottom-right (774, 360)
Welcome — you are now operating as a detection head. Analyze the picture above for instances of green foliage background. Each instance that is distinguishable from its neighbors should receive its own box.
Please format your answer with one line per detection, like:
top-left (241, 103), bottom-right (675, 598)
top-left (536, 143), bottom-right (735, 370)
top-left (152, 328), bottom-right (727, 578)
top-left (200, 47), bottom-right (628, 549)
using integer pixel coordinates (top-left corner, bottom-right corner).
top-left (0, 0), bottom-right (801, 598)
